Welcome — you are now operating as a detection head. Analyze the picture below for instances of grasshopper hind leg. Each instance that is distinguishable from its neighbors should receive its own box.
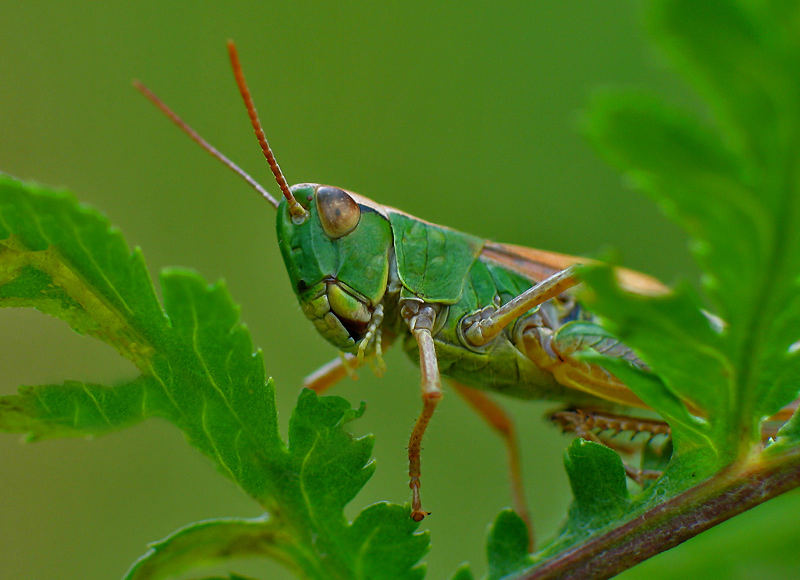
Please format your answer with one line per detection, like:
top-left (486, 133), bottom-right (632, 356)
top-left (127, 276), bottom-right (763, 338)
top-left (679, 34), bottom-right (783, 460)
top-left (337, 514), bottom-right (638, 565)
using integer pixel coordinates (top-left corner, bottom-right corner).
top-left (519, 320), bottom-right (652, 410)
top-left (551, 409), bottom-right (670, 484)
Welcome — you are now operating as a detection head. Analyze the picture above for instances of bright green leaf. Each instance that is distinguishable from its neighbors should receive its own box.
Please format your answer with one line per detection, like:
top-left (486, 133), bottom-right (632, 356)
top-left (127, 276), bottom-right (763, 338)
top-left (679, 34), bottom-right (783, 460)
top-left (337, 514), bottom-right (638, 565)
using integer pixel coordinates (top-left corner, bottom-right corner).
top-left (0, 177), bottom-right (429, 580)
top-left (564, 439), bottom-right (630, 525)
top-left (0, 175), bottom-right (167, 368)
top-left (0, 378), bottom-right (157, 441)
top-left (124, 517), bottom-right (300, 580)
top-left (486, 509), bottom-right (532, 580)
top-left (447, 563), bottom-right (475, 580)
top-left (578, 268), bottom-right (733, 444)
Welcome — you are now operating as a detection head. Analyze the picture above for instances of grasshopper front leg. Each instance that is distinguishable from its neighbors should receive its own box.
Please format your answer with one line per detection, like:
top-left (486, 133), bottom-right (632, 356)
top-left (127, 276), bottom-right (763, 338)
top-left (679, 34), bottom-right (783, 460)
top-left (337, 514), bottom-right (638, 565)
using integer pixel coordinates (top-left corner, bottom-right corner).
top-left (402, 300), bottom-right (443, 522)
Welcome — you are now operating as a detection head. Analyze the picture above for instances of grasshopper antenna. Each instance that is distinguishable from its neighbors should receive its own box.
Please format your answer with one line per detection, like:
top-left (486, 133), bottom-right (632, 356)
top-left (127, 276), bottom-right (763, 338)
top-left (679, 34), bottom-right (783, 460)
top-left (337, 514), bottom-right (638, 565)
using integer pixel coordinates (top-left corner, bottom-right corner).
top-left (227, 40), bottom-right (308, 223)
top-left (132, 79), bottom-right (281, 209)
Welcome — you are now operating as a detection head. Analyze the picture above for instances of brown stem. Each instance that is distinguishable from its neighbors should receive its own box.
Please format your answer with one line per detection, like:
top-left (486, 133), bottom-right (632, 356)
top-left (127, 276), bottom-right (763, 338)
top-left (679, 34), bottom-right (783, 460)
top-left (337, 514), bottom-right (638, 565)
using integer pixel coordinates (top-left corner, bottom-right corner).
top-left (521, 444), bottom-right (800, 580)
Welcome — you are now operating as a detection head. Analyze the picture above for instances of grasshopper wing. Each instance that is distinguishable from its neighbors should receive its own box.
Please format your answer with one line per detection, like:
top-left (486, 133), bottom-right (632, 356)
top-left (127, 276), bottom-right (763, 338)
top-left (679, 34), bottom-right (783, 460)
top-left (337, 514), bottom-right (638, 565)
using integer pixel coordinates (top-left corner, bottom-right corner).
top-left (481, 241), bottom-right (669, 296)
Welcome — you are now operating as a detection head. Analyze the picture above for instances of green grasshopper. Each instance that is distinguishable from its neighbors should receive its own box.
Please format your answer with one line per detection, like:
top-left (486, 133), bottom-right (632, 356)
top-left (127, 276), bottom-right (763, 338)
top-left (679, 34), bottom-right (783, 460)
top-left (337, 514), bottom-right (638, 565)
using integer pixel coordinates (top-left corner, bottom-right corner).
top-left (135, 42), bottom-right (670, 546)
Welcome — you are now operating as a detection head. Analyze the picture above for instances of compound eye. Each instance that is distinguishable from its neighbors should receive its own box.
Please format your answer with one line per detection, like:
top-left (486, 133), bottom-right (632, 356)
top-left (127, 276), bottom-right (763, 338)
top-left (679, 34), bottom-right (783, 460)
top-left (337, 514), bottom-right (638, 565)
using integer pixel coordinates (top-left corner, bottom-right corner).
top-left (316, 186), bottom-right (361, 239)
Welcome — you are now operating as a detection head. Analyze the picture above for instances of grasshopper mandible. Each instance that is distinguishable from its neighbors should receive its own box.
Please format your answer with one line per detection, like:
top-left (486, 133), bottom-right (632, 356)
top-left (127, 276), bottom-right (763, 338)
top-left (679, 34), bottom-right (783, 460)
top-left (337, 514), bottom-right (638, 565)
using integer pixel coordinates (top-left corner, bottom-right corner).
top-left (135, 41), bottom-right (670, 546)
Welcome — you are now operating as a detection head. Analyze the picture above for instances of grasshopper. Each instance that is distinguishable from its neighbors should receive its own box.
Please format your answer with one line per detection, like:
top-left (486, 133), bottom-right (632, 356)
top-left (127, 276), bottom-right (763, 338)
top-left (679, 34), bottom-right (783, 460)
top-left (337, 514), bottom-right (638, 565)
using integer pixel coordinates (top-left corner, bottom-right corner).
top-left (135, 41), bottom-right (671, 547)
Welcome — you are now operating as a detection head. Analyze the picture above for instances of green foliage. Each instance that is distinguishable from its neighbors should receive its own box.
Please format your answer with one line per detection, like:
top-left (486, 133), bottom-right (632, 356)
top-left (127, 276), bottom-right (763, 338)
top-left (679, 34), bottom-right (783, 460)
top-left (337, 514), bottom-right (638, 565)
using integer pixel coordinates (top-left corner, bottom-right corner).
top-left (582, 0), bottom-right (800, 455)
top-left (563, 440), bottom-right (630, 525)
top-left (485, 510), bottom-right (532, 580)
top-left (5, 1), bottom-right (800, 579)
top-left (461, 0), bottom-right (800, 576)
top-left (0, 175), bottom-right (428, 580)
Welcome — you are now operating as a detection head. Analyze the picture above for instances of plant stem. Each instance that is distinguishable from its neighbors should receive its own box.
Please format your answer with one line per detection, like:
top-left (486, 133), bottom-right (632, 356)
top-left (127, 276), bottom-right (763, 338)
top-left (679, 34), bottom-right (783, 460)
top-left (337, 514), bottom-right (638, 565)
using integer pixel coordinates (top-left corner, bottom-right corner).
top-left (521, 444), bottom-right (800, 580)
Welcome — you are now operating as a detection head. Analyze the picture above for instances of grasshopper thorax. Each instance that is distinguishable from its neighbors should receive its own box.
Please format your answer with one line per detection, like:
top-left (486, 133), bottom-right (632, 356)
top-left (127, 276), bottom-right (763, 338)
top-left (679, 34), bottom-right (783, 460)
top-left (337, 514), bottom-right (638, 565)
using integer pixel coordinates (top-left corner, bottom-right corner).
top-left (277, 183), bottom-right (394, 353)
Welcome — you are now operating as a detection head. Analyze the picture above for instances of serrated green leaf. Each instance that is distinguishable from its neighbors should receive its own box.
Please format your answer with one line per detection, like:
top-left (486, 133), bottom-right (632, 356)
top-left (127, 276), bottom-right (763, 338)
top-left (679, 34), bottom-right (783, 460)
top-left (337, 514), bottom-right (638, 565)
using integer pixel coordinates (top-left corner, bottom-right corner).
top-left (286, 390), bottom-right (374, 527)
top-left (588, 0), bottom-right (800, 429)
top-left (586, 87), bottom-right (800, 430)
top-left (0, 177), bottom-right (429, 579)
top-left (152, 271), bottom-right (281, 503)
top-left (466, 1), bottom-right (800, 577)
top-left (345, 503), bottom-right (429, 580)
top-left (0, 174), bottom-right (281, 503)
top-left (0, 174), bottom-right (167, 367)
top-left (578, 267), bottom-right (731, 446)
top-left (648, 0), bottom-right (800, 167)
top-left (585, 93), bottom-right (768, 334)
top-left (123, 391), bottom-right (428, 580)
top-left (0, 378), bottom-right (158, 441)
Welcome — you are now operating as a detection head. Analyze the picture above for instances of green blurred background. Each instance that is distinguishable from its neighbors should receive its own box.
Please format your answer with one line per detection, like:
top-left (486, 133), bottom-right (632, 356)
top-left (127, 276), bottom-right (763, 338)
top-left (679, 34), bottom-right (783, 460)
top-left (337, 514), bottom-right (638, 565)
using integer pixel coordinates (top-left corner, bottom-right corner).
top-left (2, 1), bottom-right (799, 579)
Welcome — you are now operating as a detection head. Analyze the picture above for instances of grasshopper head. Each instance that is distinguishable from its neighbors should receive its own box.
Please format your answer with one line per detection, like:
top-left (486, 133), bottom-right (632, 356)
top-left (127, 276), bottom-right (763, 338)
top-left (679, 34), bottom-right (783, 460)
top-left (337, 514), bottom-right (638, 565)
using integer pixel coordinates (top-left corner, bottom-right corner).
top-left (277, 184), bottom-right (393, 352)
top-left (135, 45), bottom-right (394, 353)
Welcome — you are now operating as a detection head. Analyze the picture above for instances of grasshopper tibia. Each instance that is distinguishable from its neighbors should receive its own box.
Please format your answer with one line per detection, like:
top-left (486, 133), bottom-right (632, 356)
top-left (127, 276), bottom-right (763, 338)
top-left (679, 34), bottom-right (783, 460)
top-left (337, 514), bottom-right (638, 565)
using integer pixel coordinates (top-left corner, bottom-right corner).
top-left (551, 409), bottom-right (671, 440)
top-left (551, 409), bottom-right (670, 484)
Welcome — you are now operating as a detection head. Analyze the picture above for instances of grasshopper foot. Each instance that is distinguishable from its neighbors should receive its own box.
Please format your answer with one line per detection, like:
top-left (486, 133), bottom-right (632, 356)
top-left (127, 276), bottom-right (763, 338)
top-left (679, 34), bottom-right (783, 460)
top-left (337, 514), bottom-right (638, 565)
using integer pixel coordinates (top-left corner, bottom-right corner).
top-left (410, 476), bottom-right (430, 521)
top-left (410, 509), bottom-right (429, 522)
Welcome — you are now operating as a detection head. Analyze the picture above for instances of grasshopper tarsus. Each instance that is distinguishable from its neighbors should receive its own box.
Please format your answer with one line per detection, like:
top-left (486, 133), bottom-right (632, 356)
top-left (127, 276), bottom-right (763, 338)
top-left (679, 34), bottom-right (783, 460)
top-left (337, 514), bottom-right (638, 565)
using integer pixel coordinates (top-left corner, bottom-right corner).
top-left (552, 408), bottom-right (671, 485)
top-left (409, 477), bottom-right (430, 522)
